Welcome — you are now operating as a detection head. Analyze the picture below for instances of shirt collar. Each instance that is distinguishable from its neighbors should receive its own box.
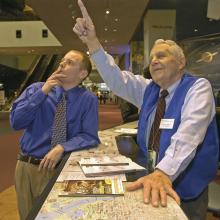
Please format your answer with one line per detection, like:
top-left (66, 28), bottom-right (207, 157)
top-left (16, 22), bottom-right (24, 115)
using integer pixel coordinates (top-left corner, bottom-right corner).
top-left (160, 79), bottom-right (181, 97)
top-left (63, 86), bottom-right (83, 101)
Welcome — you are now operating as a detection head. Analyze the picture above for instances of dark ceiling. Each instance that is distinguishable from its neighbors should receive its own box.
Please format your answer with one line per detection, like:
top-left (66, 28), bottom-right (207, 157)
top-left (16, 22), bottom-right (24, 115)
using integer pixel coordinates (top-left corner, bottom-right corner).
top-left (0, 0), bottom-right (220, 54)
top-left (133, 0), bottom-right (220, 42)
top-left (176, 0), bottom-right (220, 41)
top-left (27, 0), bottom-right (150, 55)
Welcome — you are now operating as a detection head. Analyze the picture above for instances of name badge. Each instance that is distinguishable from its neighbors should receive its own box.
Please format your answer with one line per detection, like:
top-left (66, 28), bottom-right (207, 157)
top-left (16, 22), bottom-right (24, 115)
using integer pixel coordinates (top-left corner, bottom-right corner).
top-left (159, 119), bottom-right (174, 129)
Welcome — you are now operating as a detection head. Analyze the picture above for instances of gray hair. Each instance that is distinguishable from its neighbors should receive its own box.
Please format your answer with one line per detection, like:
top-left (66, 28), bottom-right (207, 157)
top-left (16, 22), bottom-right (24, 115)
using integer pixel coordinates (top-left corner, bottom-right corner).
top-left (153, 39), bottom-right (185, 62)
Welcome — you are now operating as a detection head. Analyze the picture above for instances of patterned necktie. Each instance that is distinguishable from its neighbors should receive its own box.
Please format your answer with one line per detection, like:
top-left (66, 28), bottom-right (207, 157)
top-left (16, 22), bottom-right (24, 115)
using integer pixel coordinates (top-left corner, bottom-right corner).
top-left (148, 89), bottom-right (169, 152)
top-left (51, 93), bottom-right (67, 148)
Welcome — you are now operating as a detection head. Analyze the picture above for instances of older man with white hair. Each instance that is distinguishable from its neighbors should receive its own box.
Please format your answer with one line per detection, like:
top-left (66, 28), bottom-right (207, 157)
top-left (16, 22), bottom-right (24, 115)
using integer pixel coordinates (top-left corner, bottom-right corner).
top-left (73, 1), bottom-right (219, 219)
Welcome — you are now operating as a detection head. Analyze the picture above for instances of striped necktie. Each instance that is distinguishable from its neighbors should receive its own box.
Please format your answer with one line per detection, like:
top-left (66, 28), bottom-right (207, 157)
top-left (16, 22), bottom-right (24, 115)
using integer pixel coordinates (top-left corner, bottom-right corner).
top-left (148, 89), bottom-right (169, 152)
top-left (51, 93), bottom-right (67, 147)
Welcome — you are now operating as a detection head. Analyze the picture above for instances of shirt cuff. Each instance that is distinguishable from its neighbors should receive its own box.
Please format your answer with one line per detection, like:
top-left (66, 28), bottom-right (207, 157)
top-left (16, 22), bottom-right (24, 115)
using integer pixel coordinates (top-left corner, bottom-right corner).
top-left (156, 155), bottom-right (180, 182)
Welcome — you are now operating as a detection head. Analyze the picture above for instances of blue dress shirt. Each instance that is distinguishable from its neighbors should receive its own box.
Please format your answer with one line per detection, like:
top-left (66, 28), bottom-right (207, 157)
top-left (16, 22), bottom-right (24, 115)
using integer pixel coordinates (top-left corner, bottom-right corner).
top-left (10, 82), bottom-right (100, 158)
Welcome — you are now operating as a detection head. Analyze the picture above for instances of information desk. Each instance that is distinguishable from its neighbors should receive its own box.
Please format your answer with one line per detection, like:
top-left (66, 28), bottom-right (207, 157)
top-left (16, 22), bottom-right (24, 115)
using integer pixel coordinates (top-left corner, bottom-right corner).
top-left (27, 121), bottom-right (187, 220)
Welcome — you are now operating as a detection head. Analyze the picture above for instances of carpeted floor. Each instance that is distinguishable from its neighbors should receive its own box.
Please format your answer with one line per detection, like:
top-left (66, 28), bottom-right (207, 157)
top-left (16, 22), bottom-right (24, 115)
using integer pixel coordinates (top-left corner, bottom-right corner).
top-left (99, 103), bottom-right (123, 130)
top-left (0, 186), bottom-right (19, 220)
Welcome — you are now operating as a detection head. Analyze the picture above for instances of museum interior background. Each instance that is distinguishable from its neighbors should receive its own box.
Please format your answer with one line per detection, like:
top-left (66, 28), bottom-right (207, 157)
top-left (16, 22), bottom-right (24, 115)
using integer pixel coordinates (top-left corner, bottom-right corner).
top-left (0, 0), bottom-right (220, 219)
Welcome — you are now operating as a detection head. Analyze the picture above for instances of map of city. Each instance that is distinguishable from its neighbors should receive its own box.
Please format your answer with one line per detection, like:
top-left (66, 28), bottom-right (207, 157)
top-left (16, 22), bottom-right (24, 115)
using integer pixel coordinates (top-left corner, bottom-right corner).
top-left (35, 123), bottom-right (187, 220)
top-left (36, 183), bottom-right (187, 220)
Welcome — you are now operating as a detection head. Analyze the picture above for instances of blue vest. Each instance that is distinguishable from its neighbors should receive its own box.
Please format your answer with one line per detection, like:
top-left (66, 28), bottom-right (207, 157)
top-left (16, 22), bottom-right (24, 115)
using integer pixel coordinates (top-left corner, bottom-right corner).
top-left (137, 73), bottom-right (219, 200)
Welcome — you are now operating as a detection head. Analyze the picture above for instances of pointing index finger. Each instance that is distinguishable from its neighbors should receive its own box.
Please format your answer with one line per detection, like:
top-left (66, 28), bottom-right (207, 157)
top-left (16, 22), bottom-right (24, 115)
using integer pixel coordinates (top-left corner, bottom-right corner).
top-left (78, 0), bottom-right (93, 23)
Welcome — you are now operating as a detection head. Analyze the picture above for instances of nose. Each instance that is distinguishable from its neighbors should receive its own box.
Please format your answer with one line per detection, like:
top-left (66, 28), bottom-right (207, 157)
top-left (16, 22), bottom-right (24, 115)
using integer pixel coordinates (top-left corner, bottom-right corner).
top-left (150, 56), bottom-right (159, 66)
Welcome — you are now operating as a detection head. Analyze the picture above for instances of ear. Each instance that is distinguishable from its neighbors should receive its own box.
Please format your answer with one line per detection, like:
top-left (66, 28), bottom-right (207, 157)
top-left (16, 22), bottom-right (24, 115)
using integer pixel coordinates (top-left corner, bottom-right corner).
top-left (178, 57), bottom-right (186, 70)
top-left (79, 69), bottom-right (88, 80)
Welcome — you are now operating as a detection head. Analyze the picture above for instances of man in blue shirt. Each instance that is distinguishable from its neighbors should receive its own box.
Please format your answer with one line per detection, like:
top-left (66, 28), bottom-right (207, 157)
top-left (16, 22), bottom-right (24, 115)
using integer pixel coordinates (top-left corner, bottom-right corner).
top-left (10, 49), bottom-right (100, 220)
top-left (73, 1), bottom-right (219, 219)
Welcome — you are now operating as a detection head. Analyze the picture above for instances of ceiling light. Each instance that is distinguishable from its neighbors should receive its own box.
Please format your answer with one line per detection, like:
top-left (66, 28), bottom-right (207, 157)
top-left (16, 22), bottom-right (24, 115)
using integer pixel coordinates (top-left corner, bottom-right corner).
top-left (105, 10), bottom-right (110, 14)
top-left (104, 40), bottom-right (108, 43)
top-left (194, 28), bottom-right (198, 32)
top-left (114, 18), bottom-right (119, 22)
top-left (113, 29), bottom-right (117, 32)
top-left (104, 27), bottom-right (108, 31)
top-left (86, 51), bottom-right (90, 55)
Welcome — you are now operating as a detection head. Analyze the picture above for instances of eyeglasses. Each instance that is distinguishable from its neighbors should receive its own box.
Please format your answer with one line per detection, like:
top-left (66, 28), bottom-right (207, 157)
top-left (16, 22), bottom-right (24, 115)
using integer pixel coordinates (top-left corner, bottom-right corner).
top-left (60, 58), bottom-right (76, 66)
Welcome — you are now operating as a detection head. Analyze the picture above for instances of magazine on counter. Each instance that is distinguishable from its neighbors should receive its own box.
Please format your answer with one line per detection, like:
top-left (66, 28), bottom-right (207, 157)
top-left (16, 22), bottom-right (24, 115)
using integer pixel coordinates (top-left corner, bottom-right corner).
top-left (80, 161), bottom-right (146, 177)
top-left (57, 171), bottom-right (127, 182)
top-left (59, 178), bottom-right (124, 197)
top-left (114, 128), bottom-right (137, 134)
top-left (78, 155), bottom-right (131, 166)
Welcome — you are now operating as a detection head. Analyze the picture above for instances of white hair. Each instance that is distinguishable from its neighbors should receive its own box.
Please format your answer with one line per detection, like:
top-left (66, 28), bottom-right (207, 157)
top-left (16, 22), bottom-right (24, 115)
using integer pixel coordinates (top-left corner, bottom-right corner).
top-left (153, 39), bottom-right (185, 62)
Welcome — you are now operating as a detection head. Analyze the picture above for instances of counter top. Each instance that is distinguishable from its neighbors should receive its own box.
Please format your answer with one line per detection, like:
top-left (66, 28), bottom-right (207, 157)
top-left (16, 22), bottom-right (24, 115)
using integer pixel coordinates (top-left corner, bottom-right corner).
top-left (30, 121), bottom-right (187, 220)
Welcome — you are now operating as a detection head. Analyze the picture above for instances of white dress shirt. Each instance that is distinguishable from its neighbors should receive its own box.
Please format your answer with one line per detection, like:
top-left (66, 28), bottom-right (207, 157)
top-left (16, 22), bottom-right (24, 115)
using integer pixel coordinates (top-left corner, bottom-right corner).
top-left (91, 48), bottom-right (216, 181)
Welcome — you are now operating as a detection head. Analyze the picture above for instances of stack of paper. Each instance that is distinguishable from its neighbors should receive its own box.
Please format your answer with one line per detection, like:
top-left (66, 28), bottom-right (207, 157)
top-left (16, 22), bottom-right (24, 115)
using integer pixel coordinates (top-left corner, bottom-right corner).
top-left (78, 155), bottom-right (131, 166)
top-left (114, 128), bottom-right (137, 134)
top-left (57, 154), bottom-right (127, 182)
top-left (78, 155), bottom-right (146, 177)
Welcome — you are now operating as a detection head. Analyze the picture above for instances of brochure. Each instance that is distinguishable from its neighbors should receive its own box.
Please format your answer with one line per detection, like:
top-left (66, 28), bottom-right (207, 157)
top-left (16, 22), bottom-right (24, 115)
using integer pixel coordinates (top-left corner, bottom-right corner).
top-left (78, 155), bottom-right (131, 166)
top-left (59, 178), bottom-right (124, 197)
top-left (114, 128), bottom-right (137, 134)
top-left (80, 161), bottom-right (146, 177)
top-left (57, 171), bottom-right (126, 182)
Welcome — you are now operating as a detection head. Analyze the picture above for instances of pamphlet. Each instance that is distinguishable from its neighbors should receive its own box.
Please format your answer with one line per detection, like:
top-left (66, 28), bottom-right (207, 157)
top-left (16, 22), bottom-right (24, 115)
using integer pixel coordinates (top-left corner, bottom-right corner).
top-left (57, 171), bottom-right (126, 182)
top-left (80, 161), bottom-right (146, 177)
top-left (59, 178), bottom-right (124, 197)
top-left (114, 128), bottom-right (137, 134)
top-left (78, 155), bottom-right (131, 166)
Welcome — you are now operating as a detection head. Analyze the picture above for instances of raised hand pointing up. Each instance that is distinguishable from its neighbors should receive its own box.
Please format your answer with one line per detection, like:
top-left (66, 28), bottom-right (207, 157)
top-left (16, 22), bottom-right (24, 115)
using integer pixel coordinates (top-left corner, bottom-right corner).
top-left (73, 0), bottom-right (101, 53)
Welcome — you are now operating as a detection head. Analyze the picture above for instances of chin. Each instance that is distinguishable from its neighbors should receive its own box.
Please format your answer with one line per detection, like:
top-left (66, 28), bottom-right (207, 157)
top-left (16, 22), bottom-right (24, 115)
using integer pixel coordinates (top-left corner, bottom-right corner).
top-left (152, 72), bottom-right (164, 82)
top-left (152, 77), bottom-right (163, 87)
top-left (152, 75), bottom-right (159, 82)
